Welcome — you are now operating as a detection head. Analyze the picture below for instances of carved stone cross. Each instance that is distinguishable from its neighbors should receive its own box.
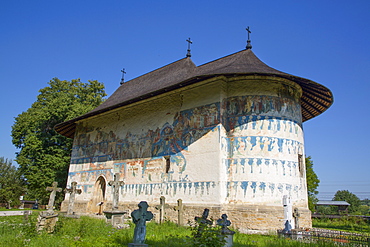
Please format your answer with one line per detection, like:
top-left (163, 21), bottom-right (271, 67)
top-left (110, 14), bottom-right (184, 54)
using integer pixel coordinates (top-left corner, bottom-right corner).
top-left (293, 207), bottom-right (300, 229)
top-left (194, 208), bottom-right (212, 237)
top-left (108, 173), bottom-right (124, 211)
top-left (46, 182), bottom-right (62, 213)
top-left (173, 199), bottom-right (185, 226)
top-left (131, 201), bottom-right (153, 244)
top-left (155, 196), bottom-right (170, 224)
top-left (217, 214), bottom-right (235, 235)
top-left (65, 182), bottom-right (82, 215)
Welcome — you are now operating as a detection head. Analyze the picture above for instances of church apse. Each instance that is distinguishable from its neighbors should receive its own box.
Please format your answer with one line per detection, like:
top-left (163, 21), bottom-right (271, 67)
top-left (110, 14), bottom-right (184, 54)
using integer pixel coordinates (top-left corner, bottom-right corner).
top-left (223, 78), bottom-right (307, 206)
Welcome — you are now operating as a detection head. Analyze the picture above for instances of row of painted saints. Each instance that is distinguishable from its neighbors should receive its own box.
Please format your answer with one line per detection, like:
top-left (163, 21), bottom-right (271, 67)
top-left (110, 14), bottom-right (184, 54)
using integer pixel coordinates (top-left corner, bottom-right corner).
top-left (227, 136), bottom-right (303, 159)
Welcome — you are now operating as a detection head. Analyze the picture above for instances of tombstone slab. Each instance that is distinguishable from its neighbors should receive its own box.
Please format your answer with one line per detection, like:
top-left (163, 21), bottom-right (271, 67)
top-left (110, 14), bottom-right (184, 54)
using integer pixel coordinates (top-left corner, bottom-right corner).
top-left (103, 210), bottom-right (128, 228)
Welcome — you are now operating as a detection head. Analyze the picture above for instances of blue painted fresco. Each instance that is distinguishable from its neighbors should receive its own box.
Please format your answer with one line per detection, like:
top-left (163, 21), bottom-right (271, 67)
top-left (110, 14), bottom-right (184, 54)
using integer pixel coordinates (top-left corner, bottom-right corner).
top-left (226, 95), bottom-right (301, 128)
top-left (225, 157), bottom-right (298, 176)
top-left (72, 102), bottom-right (220, 162)
top-left (226, 180), bottom-right (296, 199)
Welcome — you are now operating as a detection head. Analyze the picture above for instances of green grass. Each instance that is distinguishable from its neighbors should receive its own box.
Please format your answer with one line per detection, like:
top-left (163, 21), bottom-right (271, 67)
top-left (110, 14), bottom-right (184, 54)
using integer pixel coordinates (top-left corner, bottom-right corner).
top-left (312, 216), bottom-right (370, 233)
top-left (0, 214), bottom-right (367, 247)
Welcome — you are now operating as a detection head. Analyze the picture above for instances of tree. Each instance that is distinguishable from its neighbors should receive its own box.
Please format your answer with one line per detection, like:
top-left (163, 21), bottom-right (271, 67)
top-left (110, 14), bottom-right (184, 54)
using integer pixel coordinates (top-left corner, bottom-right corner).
top-left (305, 156), bottom-right (320, 212)
top-left (333, 190), bottom-right (361, 213)
top-left (11, 78), bottom-right (106, 205)
top-left (0, 157), bottom-right (26, 207)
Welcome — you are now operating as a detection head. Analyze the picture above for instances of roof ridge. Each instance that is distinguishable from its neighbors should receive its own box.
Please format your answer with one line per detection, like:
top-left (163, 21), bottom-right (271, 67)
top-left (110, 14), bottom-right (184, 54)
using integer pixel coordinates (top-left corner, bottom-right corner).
top-left (123, 57), bottom-right (195, 85)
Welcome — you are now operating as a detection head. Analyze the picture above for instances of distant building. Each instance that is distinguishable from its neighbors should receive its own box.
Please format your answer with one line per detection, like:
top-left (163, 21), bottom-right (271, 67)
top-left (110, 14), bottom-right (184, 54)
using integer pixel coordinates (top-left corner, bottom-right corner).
top-left (56, 45), bottom-right (333, 231)
top-left (315, 200), bottom-right (350, 215)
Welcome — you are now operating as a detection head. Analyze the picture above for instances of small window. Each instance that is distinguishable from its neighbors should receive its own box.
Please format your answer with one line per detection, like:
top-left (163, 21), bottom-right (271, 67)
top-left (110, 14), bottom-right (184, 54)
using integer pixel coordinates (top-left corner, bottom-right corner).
top-left (298, 154), bottom-right (304, 177)
top-left (164, 156), bottom-right (171, 173)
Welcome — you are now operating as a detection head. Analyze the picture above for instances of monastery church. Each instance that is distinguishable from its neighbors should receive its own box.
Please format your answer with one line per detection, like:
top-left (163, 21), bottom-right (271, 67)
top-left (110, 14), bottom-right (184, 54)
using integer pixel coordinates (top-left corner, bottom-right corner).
top-left (55, 39), bottom-right (333, 231)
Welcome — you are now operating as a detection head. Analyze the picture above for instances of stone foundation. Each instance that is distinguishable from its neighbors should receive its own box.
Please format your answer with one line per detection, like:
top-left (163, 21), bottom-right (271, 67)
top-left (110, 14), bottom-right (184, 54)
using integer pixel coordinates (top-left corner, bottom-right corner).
top-left (61, 200), bottom-right (311, 232)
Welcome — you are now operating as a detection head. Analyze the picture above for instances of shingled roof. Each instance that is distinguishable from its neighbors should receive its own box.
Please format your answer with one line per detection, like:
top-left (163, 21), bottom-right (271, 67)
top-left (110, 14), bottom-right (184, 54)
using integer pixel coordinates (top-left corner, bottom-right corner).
top-left (55, 49), bottom-right (333, 138)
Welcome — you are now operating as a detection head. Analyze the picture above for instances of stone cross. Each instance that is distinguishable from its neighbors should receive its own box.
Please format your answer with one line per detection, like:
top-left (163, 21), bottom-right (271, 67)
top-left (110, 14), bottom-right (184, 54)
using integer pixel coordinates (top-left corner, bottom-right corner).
top-left (46, 182), bottom-right (62, 213)
top-left (131, 201), bottom-right (153, 244)
top-left (108, 173), bottom-right (124, 211)
top-left (217, 214), bottom-right (235, 235)
top-left (65, 182), bottom-right (82, 215)
top-left (155, 196), bottom-right (170, 224)
top-left (293, 207), bottom-right (300, 229)
top-left (173, 199), bottom-right (185, 226)
top-left (194, 208), bottom-right (212, 237)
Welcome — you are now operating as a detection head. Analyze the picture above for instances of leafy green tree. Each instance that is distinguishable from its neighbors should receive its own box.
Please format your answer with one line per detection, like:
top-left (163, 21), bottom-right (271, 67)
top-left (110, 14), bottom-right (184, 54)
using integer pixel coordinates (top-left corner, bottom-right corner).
top-left (361, 199), bottom-right (370, 206)
top-left (305, 156), bottom-right (320, 212)
top-left (11, 78), bottom-right (106, 205)
top-left (333, 190), bottom-right (361, 213)
top-left (0, 157), bottom-right (26, 207)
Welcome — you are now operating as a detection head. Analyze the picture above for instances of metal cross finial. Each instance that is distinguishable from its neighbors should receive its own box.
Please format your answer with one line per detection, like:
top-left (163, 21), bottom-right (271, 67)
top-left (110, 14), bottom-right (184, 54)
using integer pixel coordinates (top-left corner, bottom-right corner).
top-left (186, 38), bottom-right (192, 57)
top-left (120, 68), bottom-right (126, 85)
top-left (246, 26), bottom-right (252, 50)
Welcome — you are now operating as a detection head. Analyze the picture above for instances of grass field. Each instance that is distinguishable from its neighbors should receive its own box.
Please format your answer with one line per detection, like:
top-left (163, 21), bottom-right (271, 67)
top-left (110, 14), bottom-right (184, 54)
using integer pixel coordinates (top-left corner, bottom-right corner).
top-left (0, 213), bottom-right (368, 247)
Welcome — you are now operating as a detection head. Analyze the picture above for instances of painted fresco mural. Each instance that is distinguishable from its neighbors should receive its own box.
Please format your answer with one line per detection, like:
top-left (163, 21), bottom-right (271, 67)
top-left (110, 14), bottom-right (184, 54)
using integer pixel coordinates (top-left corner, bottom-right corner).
top-left (67, 93), bottom-right (305, 204)
top-left (67, 103), bottom-right (221, 201)
top-left (71, 102), bottom-right (220, 162)
top-left (224, 95), bottom-right (304, 203)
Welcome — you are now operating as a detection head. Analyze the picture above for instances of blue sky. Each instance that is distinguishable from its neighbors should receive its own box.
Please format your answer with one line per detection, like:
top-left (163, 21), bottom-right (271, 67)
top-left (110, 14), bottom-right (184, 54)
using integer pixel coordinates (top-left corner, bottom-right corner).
top-left (1, 1), bottom-right (369, 199)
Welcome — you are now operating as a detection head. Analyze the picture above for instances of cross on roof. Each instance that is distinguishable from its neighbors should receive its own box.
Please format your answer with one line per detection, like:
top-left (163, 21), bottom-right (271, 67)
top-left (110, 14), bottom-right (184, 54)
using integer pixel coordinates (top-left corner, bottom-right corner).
top-left (246, 26), bottom-right (252, 50)
top-left (120, 68), bottom-right (126, 85)
top-left (186, 38), bottom-right (192, 58)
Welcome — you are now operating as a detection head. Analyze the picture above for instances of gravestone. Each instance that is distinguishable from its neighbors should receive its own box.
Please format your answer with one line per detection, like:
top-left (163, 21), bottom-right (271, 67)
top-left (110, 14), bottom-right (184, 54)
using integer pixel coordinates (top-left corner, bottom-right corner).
top-left (293, 208), bottom-right (300, 229)
top-left (129, 201), bottom-right (153, 247)
top-left (103, 173), bottom-right (126, 227)
top-left (283, 195), bottom-right (294, 228)
top-left (173, 199), bottom-right (185, 226)
top-left (36, 182), bottom-right (62, 232)
top-left (64, 181), bottom-right (82, 217)
top-left (155, 196), bottom-right (170, 224)
top-left (194, 208), bottom-right (212, 238)
top-left (108, 173), bottom-right (124, 211)
top-left (217, 214), bottom-right (235, 247)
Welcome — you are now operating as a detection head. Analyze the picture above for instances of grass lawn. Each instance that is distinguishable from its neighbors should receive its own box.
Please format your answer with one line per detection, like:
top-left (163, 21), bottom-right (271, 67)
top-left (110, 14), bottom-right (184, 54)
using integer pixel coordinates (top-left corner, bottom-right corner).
top-left (0, 213), bottom-right (367, 247)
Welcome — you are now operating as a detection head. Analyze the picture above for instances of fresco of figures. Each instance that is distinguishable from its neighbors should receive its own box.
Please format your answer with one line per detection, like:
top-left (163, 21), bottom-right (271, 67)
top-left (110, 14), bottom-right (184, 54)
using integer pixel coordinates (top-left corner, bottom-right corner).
top-left (67, 94), bottom-right (303, 202)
